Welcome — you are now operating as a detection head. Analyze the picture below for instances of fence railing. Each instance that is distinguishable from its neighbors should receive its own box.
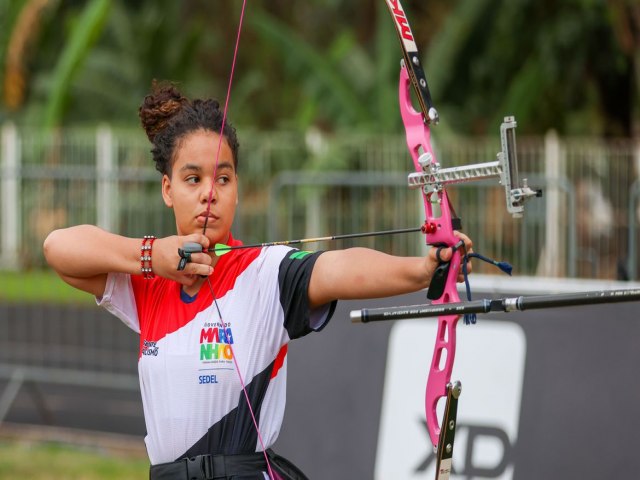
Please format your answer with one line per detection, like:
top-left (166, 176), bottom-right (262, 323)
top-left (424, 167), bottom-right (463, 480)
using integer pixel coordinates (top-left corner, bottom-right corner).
top-left (1, 122), bottom-right (640, 438)
top-left (1, 123), bottom-right (639, 279)
top-left (0, 303), bottom-right (139, 426)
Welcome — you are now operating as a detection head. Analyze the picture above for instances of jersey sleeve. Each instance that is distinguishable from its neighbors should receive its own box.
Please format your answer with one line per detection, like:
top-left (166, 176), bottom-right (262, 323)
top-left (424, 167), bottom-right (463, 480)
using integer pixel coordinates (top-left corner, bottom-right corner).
top-left (95, 272), bottom-right (140, 333)
top-left (277, 249), bottom-right (337, 339)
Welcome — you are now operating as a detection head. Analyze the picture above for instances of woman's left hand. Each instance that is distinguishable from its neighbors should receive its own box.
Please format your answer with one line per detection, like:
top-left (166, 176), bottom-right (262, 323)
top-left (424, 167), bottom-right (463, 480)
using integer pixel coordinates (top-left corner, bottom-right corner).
top-left (426, 231), bottom-right (473, 283)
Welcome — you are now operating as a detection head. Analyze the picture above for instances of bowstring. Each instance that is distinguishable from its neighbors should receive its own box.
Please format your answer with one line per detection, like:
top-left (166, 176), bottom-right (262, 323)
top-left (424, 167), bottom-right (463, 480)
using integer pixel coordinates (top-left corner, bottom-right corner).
top-left (201, 2), bottom-right (276, 478)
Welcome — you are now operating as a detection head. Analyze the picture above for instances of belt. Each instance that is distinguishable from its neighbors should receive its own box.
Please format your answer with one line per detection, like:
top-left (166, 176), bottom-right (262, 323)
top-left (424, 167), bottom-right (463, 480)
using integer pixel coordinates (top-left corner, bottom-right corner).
top-left (149, 451), bottom-right (269, 480)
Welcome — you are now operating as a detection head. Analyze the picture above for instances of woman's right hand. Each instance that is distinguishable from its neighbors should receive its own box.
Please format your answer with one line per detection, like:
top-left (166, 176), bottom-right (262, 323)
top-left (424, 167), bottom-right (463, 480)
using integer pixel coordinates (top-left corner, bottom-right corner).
top-left (153, 234), bottom-right (213, 286)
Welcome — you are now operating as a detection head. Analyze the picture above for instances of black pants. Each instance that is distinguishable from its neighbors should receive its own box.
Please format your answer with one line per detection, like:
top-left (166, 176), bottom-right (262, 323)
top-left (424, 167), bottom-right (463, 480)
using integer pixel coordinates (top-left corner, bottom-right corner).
top-left (149, 449), bottom-right (309, 480)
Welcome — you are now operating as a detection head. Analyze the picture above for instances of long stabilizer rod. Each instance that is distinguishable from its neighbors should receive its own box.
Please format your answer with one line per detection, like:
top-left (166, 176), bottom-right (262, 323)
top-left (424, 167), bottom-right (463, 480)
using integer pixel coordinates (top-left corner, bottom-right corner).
top-left (351, 288), bottom-right (640, 323)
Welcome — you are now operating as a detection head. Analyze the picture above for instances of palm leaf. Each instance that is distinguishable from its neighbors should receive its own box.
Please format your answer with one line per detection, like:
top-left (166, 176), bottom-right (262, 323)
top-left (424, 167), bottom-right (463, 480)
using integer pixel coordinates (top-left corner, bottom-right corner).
top-left (43, 0), bottom-right (110, 128)
top-left (248, 8), bottom-right (370, 127)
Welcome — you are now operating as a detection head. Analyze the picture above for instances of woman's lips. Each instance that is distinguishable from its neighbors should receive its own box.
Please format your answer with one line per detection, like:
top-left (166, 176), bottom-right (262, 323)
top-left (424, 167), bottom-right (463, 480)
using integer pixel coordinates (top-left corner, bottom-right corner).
top-left (196, 213), bottom-right (219, 225)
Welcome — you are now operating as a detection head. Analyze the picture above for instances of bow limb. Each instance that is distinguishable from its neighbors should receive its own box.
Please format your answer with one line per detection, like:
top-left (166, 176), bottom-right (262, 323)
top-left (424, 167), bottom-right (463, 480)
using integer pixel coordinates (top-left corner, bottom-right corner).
top-left (398, 64), bottom-right (462, 450)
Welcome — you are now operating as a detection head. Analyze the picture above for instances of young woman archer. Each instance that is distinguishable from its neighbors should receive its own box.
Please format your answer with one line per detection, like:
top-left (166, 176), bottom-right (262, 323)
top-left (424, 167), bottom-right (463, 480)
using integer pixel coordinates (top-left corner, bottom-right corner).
top-left (44, 82), bottom-right (473, 480)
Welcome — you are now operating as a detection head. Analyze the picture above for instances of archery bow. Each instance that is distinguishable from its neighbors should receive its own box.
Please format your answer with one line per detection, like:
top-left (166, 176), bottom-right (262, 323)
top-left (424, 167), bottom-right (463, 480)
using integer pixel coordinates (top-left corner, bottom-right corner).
top-left (383, 1), bottom-right (473, 473)
top-left (374, 1), bottom-right (540, 477)
top-left (349, 3), bottom-right (640, 479)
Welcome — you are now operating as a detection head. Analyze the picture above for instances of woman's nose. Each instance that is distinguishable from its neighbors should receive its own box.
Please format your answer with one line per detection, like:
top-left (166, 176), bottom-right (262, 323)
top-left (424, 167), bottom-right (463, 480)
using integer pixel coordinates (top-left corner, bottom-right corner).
top-left (200, 185), bottom-right (216, 204)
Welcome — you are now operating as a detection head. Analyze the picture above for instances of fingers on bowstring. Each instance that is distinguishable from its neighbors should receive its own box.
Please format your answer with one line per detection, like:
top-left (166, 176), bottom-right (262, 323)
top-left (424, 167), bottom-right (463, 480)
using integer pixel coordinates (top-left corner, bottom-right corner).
top-left (185, 261), bottom-right (213, 278)
top-left (176, 250), bottom-right (212, 276)
top-left (184, 250), bottom-right (213, 275)
top-left (189, 252), bottom-right (212, 267)
top-left (200, 235), bottom-right (211, 250)
top-left (184, 233), bottom-right (210, 250)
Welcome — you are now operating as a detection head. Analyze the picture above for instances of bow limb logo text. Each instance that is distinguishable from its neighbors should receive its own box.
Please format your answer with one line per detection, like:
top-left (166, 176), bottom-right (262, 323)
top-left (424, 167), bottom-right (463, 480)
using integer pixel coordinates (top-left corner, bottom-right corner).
top-left (388, 0), bottom-right (414, 43)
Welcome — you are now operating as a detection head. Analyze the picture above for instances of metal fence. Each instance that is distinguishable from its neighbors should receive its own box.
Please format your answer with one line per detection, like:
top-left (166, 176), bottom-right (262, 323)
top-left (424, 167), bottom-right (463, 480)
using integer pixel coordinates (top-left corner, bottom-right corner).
top-left (1, 122), bottom-right (640, 443)
top-left (0, 303), bottom-right (139, 428)
top-left (1, 123), bottom-right (639, 279)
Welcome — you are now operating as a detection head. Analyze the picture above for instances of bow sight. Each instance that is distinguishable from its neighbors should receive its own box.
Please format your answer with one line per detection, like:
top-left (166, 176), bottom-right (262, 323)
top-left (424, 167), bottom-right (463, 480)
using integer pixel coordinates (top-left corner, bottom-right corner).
top-left (407, 115), bottom-right (542, 219)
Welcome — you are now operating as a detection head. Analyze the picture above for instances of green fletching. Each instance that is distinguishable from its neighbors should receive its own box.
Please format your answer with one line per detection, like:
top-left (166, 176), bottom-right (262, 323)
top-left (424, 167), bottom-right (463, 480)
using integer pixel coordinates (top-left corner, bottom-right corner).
top-left (213, 244), bottom-right (232, 256)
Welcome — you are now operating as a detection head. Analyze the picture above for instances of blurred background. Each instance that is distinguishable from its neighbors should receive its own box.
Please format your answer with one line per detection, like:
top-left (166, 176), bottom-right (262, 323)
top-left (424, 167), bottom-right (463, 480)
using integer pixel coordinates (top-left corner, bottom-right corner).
top-left (0, 1), bottom-right (639, 479)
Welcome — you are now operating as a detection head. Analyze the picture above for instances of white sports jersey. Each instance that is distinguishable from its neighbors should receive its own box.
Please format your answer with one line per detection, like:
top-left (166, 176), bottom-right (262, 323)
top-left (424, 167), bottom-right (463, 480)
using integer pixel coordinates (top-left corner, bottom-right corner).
top-left (97, 236), bottom-right (335, 465)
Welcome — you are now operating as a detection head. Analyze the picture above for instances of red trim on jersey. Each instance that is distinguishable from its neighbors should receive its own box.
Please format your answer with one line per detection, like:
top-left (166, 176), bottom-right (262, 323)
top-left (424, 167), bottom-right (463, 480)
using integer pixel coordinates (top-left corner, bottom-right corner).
top-left (270, 344), bottom-right (288, 379)
top-left (131, 234), bottom-right (261, 350)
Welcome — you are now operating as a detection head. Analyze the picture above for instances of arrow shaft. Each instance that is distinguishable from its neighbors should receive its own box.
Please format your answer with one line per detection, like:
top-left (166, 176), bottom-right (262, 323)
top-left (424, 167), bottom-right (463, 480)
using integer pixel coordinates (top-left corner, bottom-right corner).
top-left (209, 226), bottom-right (423, 252)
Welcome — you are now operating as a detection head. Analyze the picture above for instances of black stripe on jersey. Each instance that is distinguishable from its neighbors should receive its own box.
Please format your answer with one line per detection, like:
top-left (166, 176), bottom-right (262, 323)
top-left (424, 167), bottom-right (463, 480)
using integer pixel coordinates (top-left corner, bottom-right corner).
top-left (278, 250), bottom-right (336, 339)
top-left (178, 358), bottom-right (275, 459)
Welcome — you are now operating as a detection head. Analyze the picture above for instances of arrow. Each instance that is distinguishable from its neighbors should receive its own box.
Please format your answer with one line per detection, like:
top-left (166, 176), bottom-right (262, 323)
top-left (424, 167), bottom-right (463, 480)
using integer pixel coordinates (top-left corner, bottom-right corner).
top-left (211, 226), bottom-right (423, 256)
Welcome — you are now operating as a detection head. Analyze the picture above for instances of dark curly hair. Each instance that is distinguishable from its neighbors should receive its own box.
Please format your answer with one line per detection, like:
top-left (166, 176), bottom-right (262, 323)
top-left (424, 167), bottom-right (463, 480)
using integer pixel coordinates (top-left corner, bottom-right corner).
top-left (138, 81), bottom-right (239, 175)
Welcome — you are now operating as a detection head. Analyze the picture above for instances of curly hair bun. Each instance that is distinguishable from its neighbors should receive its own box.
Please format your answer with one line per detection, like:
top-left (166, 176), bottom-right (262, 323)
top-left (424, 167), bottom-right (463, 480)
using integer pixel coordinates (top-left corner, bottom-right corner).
top-left (139, 81), bottom-right (188, 143)
top-left (138, 80), bottom-right (239, 175)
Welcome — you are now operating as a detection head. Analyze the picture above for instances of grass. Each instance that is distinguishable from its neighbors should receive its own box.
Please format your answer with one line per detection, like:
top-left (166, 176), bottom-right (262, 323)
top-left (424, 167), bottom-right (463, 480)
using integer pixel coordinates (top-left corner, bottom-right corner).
top-left (0, 441), bottom-right (149, 479)
top-left (0, 270), bottom-right (94, 305)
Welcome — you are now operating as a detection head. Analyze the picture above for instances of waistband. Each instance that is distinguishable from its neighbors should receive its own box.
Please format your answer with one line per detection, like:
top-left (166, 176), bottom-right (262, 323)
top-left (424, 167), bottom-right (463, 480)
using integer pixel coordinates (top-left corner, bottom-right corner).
top-left (149, 451), bottom-right (269, 480)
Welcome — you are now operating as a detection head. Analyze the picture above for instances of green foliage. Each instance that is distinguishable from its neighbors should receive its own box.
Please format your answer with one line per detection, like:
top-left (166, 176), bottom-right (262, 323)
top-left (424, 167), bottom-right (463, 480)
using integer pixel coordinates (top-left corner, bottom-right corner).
top-left (428, 0), bottom-right (635, 136)
top-left (43, 0), bottom-right (111, 128)
top-left (58, 1), bottom-right (217, 125)
top-left (0, 441), bottom-right (148, 479)
top-left (248, 9), bottom-right (369, 129)
top-left (0, 0), bottom-right (31, 123)
top-left (0, 271), bottom-right (93, 305)
top-left (0, 0), bottom-right (25, 72)
top-left (1, 0), bottom-right (637, 136)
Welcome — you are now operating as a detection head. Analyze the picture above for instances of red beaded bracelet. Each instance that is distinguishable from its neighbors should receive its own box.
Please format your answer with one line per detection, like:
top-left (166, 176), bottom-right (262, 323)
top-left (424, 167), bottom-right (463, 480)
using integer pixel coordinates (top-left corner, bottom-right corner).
top-left (141, 235), bottom-right (156, 279)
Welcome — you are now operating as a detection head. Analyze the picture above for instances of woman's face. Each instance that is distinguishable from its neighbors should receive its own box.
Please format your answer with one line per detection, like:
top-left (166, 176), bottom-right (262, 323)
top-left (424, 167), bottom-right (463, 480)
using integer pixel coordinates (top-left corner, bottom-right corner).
top-left (161, 129), bottom-right (238, 244)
